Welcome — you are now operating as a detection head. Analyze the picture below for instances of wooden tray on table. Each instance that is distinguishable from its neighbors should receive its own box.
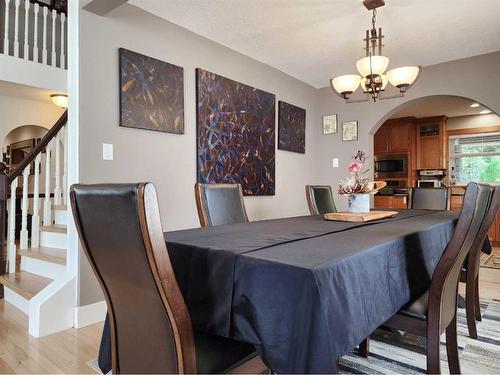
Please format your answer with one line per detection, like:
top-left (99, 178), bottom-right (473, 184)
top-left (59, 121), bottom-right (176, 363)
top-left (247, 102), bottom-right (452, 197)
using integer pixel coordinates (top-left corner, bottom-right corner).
top-left (324, 211), bottom-right (398, 223)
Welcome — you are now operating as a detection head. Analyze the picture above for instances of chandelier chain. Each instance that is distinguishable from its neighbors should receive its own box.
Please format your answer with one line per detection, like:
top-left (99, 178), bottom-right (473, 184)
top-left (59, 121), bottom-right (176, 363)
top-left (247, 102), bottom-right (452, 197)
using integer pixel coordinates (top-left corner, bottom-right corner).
top-left (372, 9), bottom-right (377, 30)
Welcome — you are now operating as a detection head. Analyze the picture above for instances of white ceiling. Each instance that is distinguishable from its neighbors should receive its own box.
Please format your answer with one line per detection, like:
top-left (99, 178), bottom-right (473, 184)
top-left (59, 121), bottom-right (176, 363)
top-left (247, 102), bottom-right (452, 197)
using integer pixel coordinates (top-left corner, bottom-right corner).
top-left (390, 96), bottom-right (498, 118)
top-left (0, 80), bottom-right (65, 103)
top-left (129, 0), bottom-right (500, 88)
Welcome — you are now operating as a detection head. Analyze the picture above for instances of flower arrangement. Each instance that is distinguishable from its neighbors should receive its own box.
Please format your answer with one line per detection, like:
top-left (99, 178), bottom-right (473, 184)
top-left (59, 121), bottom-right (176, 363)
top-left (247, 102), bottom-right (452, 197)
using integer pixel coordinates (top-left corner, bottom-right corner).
top-left (338, 150), bottom-right (371, 195)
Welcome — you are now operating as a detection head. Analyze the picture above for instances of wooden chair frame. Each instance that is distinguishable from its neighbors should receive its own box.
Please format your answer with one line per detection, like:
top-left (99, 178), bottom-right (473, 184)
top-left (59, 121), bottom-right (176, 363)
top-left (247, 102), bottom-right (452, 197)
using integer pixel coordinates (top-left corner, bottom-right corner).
top-left (194, 183), bottom-right (248, 227)
top-left (360, 183), bottom-right (496, 374)
top-left (71, 183), bottom-right (197, 373)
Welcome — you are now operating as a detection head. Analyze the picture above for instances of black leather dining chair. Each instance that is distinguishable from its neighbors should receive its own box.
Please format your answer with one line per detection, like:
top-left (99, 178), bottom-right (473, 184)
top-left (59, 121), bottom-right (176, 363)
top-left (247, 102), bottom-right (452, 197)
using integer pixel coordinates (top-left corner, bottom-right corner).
top-left (360, 183), bottom-right (494, 374)
top-left (71, 183), bottom-right (265, 374)
top-left (410, 187), bottom-right (449, 210)
top-left (305, 185), bottom-right (337, 215)
top-left (460, 186), bottom-right (500, 338)
top-left (194, 183), bottom-right (249, 227)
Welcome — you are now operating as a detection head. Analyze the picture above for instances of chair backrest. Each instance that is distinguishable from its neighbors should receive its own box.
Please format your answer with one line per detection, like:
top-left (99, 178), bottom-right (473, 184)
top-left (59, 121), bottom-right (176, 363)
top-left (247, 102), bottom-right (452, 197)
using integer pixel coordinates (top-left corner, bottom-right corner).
top-left (194, 183), bottom-right (249, 227)
top-left (70, 183), bottom-right (196, 374)
top-left (411, 187), bottom-right (449, 210)
top-left (305, 185), bottom-right (337, 215)
top-left (428, 183), bottom-right (492, 330)
top-left (464, 186), bottom-right (500, 280)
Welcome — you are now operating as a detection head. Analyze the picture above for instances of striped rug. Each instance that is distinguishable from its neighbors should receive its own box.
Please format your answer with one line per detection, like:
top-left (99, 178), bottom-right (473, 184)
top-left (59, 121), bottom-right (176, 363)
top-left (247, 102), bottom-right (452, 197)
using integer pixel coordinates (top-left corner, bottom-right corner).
top-left (339, 298), bottom-right (500, 374)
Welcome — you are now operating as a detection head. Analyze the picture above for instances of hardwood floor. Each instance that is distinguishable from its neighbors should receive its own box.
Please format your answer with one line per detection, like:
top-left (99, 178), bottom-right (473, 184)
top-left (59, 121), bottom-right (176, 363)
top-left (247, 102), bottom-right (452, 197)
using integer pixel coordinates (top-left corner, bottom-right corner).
top-left (0, 249), bottom-right (498, 374)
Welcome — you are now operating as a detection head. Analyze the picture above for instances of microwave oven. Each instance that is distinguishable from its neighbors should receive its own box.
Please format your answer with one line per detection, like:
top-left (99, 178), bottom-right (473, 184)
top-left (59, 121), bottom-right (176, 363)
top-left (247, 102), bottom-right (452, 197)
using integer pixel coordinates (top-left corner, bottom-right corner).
top-left (374, 154), bottom-right (408, 178)
top-left (417, 180), bottom-right (442, 188)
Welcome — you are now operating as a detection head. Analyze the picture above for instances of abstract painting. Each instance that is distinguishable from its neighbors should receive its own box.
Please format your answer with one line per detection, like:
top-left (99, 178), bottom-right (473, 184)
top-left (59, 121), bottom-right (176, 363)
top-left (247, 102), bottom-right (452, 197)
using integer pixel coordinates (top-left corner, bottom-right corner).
top-left (119, 48), bottom-right (184, 134)
top-left (278, 101), bottom-right (306, 153)
top-left (196, 68), bottom-right (275, 196)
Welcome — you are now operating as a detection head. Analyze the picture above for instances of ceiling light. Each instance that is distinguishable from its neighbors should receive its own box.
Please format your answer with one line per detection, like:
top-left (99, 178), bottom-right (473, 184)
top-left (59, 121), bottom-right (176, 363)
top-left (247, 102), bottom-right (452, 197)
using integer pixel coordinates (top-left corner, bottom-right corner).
top-left (330, 5), bottom-right (420, 103)
top-left (470, 103), bottom-right (480, 108)
top-left (50, 94), bottom-right (68, 108)
top-left (479, 110), bottom-right (492, 115)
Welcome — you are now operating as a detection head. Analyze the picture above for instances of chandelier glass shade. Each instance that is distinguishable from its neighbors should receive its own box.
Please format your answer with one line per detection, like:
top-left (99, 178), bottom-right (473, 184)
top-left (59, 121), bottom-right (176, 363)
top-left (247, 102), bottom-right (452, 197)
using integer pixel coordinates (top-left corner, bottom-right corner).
top-left (330, 8), bottom-right (420, 102)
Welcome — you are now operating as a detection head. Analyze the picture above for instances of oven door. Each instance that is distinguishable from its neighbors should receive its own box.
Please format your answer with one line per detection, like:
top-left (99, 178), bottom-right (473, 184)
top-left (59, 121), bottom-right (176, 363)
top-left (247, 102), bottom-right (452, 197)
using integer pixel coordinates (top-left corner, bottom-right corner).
top-left (417, 180), bottom-right (440, 188)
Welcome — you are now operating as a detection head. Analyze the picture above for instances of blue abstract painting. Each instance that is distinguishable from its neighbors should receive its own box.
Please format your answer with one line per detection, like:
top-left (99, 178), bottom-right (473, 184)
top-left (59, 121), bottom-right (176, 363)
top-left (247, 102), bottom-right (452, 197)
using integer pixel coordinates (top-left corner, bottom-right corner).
top-left (119, 48), bottom-right (184, 134)
top-left (196, 68), bottom-right (276, 196)
top-left (278, 101), bottom-right (306, 154)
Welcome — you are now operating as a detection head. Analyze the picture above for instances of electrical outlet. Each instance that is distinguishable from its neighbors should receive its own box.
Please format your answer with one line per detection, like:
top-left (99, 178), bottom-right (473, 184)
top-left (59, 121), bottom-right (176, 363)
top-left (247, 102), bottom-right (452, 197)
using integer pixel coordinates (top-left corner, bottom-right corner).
top-left (332, 158), bottom-right (339, 168)
top-left (103, 144), bottom-right (113, 160)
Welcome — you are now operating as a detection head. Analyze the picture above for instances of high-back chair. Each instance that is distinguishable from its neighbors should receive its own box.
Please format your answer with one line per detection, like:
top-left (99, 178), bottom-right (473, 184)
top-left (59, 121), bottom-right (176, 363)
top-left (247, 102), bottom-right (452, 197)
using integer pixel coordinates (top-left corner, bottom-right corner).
top-left (360, 183), bottom-right (493, 374)
top-left (194, 183), bottom-right (249, 227)
top-left (71, 183), bottom-right (260, 374)
top-left (411, 187), bottom-right (449, 210)
top-left (460, 186), bottom-right (500, 338)
top-left (305, 185), bottom-right (337, 215)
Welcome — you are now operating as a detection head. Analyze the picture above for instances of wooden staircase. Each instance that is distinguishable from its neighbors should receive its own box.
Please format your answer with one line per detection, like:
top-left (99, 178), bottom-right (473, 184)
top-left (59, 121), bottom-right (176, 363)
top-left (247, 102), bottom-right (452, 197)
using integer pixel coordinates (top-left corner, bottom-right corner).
top-left (0, 111), bottom-right (73, 336)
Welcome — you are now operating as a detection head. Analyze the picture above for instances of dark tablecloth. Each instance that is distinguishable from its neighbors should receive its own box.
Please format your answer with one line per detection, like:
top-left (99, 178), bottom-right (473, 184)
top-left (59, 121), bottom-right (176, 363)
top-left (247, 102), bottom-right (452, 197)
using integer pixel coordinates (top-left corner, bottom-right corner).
top-left (98, 210), bottom-right (461, 373)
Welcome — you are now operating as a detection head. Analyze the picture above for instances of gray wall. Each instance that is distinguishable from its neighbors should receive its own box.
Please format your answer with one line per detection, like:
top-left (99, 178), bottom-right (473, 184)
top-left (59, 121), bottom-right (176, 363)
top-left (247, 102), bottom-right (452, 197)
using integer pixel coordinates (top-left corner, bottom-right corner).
top-left (78, 3), bottom-right (321, 305)
top-left (77, 0), bottom-right (500, 307)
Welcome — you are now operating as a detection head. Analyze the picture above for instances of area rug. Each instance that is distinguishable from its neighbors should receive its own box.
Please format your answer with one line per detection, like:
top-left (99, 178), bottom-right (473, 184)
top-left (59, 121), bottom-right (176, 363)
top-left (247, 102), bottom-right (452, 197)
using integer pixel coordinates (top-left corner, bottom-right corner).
top-left (87, 299), bottom-right (500, 374)
top-left (481, 253), bottom-right (500, 270)
top-left (338, 298), bottom-right (500, 374)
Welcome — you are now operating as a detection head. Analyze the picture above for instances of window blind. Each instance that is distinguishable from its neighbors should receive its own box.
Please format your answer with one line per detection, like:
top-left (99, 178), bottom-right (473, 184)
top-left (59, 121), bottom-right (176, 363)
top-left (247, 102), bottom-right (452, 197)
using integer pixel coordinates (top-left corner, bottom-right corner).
top-left (450, 133), bottom-right (500, 155)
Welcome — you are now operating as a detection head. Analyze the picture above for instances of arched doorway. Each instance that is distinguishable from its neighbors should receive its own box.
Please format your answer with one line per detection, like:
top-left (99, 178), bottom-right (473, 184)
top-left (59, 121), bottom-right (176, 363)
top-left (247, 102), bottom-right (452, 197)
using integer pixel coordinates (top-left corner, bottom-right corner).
top-left (2, 125), bottom-right (48, 173)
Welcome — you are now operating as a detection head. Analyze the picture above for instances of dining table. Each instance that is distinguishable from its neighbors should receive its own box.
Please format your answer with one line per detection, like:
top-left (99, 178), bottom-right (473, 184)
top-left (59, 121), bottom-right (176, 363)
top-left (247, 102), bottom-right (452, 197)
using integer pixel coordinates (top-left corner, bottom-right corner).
top-left (97, 208), bottom-right (483, 373)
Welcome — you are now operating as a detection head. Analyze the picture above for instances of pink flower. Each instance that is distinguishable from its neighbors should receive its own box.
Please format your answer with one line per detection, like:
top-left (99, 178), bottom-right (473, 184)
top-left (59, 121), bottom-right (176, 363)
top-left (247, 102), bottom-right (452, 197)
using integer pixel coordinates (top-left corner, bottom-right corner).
top-left (348, 162), bottom-right (362, 173)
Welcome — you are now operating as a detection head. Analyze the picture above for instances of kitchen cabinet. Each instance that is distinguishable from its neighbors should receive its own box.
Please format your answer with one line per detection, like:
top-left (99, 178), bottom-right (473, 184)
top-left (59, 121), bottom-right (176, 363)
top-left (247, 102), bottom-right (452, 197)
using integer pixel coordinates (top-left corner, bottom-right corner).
top-left (416, 116), bottom-right (448, 169)
top-left (374, 195), bottom-right (408, 209)
top-left (374, 118), bottom-right (414, 154)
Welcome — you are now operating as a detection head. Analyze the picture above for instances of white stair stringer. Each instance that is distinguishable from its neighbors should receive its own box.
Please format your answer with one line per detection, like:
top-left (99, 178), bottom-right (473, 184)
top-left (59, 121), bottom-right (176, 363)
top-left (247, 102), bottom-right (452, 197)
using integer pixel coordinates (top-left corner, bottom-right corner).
top-left (4, 287), bottom-right (29, 314)
top-left (29, 272), bottom-right (76, 337)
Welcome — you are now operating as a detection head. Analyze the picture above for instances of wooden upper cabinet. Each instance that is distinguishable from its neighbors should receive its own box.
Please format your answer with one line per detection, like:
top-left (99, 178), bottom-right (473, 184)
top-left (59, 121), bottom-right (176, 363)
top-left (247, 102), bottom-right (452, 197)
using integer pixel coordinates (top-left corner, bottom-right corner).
top-left (374, 118), bottom-right (414, 155)
top-left (416, 116), bottom-right (448, 169)
top-left (374, 126), bottom-right (390, 154)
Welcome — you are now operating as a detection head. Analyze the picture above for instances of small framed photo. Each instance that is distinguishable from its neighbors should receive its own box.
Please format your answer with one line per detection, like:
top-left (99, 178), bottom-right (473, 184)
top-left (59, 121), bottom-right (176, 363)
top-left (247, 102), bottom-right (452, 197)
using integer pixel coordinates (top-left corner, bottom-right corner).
top-left (342, 121), bottom-right (358, 141)
top-left (322, 114), bottom-right (338, 135)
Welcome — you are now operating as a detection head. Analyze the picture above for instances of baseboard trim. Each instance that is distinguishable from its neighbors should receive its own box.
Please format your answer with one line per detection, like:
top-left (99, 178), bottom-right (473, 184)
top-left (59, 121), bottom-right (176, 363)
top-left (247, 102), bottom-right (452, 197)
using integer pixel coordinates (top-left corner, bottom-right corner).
top-left (74, 300), bottom-right (107, 328)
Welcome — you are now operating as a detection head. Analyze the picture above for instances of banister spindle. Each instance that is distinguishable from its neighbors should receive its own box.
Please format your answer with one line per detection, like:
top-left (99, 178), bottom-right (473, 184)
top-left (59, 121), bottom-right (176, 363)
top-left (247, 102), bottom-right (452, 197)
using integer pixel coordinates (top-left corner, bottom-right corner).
top-left (19, 165), bottom-right (29, 249)
top-left (4, 0), bottom-right (11, 55)
top-left (42, 6), bottom-right (47, 64)
top-left (50, 9), bottom-right (56, 67)
top-left (54, 131), bottom-right (62, 205)
top-left (43, 140), bottom-right (52, 226)
top-left (7, 177), bottom-right (18, 273)
top-left (60, 13), bottom-right (65, 69)
top-left (13, 0), bottom-right (20, 57)
top-left (23, 0), bottom-right (29, 59)
top-left (33, 3), bottom-right (39, 62)
top-left (31, 153), bottom-right (41, 248)
top-left (63, 125), bottom-right (68, 206)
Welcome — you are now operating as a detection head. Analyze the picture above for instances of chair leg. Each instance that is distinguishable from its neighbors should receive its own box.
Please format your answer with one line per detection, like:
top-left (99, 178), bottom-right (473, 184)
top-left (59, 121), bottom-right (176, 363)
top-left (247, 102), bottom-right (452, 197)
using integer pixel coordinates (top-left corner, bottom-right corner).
top-left (474, 276), bottom-right (482, 322)
top-left (359, 337), bottom-right (369, 358)
top-left (427, 330), bottom-right (441, 374)
top-left (446, 314), bottom-right (461, 375)
top-left (465, 276), bottom-right (478, 339)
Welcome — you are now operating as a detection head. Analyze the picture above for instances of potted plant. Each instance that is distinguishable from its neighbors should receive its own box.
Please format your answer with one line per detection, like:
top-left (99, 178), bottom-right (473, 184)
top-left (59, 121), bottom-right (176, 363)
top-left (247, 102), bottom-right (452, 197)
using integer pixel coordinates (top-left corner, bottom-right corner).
top-left (338, 150), bottom-right (386, 213)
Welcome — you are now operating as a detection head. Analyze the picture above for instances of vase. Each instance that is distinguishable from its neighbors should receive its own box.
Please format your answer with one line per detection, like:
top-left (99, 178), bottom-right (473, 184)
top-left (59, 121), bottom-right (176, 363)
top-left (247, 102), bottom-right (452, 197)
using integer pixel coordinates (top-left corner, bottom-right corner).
top-left (347, 193), bottom-right (370, 213)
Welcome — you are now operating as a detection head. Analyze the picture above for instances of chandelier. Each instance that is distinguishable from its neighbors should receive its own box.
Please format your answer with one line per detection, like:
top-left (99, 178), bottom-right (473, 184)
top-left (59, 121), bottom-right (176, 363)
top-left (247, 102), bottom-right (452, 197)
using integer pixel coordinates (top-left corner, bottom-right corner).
top-left (330, 0), bottom-right (421, 103)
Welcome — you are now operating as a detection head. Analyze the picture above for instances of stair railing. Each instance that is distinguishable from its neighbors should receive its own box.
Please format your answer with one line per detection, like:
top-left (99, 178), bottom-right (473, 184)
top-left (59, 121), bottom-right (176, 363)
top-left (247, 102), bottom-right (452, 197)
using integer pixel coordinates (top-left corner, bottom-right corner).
top-left (1, 0), bottom-right (67, 68)
top-left (0, 110), bottom-right (67, 296)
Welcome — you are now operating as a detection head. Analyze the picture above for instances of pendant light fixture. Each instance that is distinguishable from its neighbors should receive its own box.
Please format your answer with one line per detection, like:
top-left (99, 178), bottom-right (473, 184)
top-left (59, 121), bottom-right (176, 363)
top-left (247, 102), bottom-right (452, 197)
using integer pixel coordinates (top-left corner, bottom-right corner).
top-left (330, 0), bottom-right (421, 102)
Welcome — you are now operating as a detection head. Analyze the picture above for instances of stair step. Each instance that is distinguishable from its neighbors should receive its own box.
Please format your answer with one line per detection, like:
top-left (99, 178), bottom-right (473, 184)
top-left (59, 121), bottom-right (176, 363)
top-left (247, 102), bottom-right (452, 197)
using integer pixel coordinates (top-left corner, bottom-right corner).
top-left (18, 247), bottom-right (66, 265)
top-left (0, 271), bottom-right (52, 300)
top-left (40, 225), bottom-right (67, 234)
top-left (53, 205), bottom-right (67, 211)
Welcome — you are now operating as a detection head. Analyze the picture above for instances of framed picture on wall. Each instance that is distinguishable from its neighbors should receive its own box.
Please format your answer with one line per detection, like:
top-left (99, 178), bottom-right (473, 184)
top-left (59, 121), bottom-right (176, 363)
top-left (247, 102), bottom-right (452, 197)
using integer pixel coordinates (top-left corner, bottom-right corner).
top-left (322, 114), bottom-right (338, 134)
top-left (342, 121), bottom-right (358, 141)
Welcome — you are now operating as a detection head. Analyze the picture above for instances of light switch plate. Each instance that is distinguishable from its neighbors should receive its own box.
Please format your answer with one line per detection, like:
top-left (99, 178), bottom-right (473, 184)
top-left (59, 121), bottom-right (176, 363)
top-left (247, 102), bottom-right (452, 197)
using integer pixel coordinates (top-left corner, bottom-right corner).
top-left (332, 158), bottom-right (339, 168)
top-left (103, 143), bottom-right (113, 160)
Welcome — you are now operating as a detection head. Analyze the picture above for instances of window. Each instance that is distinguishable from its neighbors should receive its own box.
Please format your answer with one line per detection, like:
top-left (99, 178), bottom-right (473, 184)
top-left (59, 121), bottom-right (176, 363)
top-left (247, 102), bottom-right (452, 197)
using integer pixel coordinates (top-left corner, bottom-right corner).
top-left (449, 132), bottom-right (500, 183)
